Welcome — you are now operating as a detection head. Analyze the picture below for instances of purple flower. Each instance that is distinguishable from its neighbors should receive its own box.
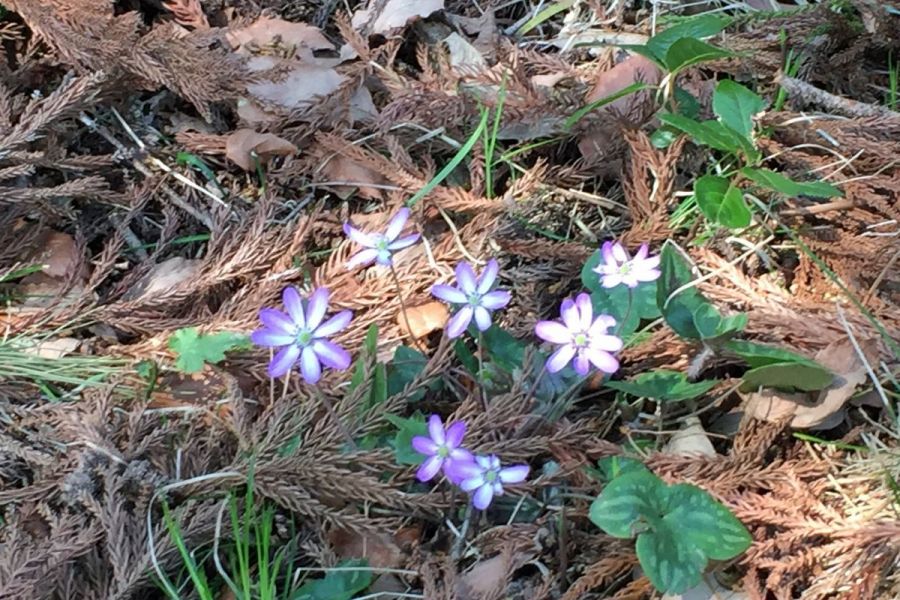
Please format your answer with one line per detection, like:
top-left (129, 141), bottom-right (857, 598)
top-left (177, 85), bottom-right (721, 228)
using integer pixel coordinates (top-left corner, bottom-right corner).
top-left (431, 259), bottom-right (511, 338)
top-left (343, 207), bottom-right (421, 269)
top-left (250, 287), bottom-right (353, 383)
top-left (534, 292), bottom-right (623, 376)
top-left (450, 455), bottom-right (529, 510)
top-left (592, 241), bottom-right (661, 289)
top-left (411, 415), bottom-right (473, 482)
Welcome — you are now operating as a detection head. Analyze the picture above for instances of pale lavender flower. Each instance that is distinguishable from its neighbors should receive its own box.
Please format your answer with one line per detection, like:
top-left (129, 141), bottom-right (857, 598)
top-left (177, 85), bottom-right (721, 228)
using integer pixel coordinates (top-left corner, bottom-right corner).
top-left (411, 415), bottom-right (473, 482)
top-left (251, 287), bottom-right (353, 383)
top-left (592, 241), bottom-right (661, 289)
top-left (343, 207), bottom-right (421, 269)
top-left (450, 455), bottom-right (529, 510)
top-left (534, 292), bottom-right (623, 376)
top-left (431, 259), bottom-right (511, 338)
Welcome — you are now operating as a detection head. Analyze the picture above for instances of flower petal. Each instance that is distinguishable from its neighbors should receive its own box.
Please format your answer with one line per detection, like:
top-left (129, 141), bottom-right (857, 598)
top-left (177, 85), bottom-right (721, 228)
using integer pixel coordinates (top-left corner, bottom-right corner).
top-left (305, 288), bottom-right (330, 330)
top-left (473, 306), bottom-right (492, 331)
top-left (546, 344), bottom-right (576, 373)
top-left (635, 268), bottom-right (661, 282)
top-left (601, 241), bottom-right (615, 266)
top-left (575, 293), bottom-right (593, 330)
top-left (387, 233), bottom-right (420, 251)
top-left (446, 458), bottom-right (479, 484)
top-left (585, 348), bottom-right (619, 374)
top-left (251, 328), bottom-right (294, 347)
top-left (499, 464), bottom-right (529, 484)
top-left (601, 273), bottom-right (623, 289)
top-left (460, 475), bottom-right (486, 492)
top-left (416, 455), bottom-right (444, 482)
top-left (411, 436), bottom-right (438, 456)
top-left (477, 259), bottom-right (499, 294)
top-left (268, 344), bottom-right (300, 378)
top-left (445, 421), bottom-right (466, 448)
top-left (375, 249), bottom-right (393, 266)
top-left (535, 320), bottom-right (572, 345)
top-left (431, 284), bottom-right (467, 304)
top-left (641, 254), bottom-right (661, 269)
top-left (300, 345), bottom-right (322, 384)
top-left (343, 223), bottom-right (376, 248)
top-left (611, 242), bottom-right (628, 263)
top-left (313, 310), bottom-right (352, 338)
top-left (427, 414), bottom-right (445, 445)
top-left (472, 484), bottom-right (494, 510)
top-left (312, 340), bottom-right (351, 370)
top-left (282, 287), bottom-right (305, 328)
top-left (346, 248), bottom-right (379, 269)
top-left (573, 351), bottom-right (591, 375)
top-left (634, 243), bottom-right (649, 260)
top-left (591, 334), bottom-right (623, 353)
top-left (259, 308), bottom-right (297, 335)
top-left (446, 305), bottom-right (474, 339)
top-left (455, 262), bottom-right (477, 294)
top-left (385, 207), bottom-right (410, 241)
top-left (560, 298), bottom-right (580, 331)
top-left (589, 315), bottom-right (616, 337)
top-left (481, 290), bottom-right (510, 310)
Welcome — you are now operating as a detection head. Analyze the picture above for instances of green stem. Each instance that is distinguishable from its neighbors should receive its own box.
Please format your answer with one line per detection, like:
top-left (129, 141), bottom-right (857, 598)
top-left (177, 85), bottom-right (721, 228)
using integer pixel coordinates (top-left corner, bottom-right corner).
top-left (615, 287), bottom-right (634, 339)
top-left (476, 329), bottom-right (489, 415)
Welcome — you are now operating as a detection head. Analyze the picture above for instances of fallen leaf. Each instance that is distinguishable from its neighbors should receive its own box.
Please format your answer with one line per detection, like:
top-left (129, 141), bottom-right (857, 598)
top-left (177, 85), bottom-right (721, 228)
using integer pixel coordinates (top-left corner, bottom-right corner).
top-left (21, 337), bottom-right (81, 359)
top-left (123, 257), bottom-right (202, 301)
top-left (398, 301), bottom-right (449, 340)
top-left (227, 17), bottom-right (334, 62)
top-left (18, 272), bottom-right (87, 309)
top-left (241, 61), bottom-right (346, 124)
top-left (149, 368), bottom-right (237, 420)
top-left (456, 554), bottom-right (511, 600)
top-left (352, 0), bottom-right (444, 35)
top-left (225, 129), bottom-right (298, 171)
top-left (742, 338), bottom-right (878, 430)
top-left (329, 527), bottom-right (404, 569)
top-left (318, 154), bottom-right (388, 200)
top-left (532, 72), bottom-right (569, 88)
top-left (26, 230), bottom-right (82, 278)
top-left (664, 417), bottom-right (717, 457)
top-left (444, 32), bottom-right (487, 73)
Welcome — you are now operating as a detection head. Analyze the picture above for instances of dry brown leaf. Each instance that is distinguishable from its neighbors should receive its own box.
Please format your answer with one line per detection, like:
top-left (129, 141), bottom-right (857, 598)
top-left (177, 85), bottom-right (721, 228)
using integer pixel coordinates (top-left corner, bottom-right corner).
top-left (329, 527), bottom-right (404, 569)
top-left (319, 154), bottom-right (389, 200)
top-left (444, 32), bottom-right (487, 73)
top-left (241, 59), bottom-right (346, 124)
top-left (742, 337), bottom-right (879, 430)
top-left (123, 257), bottom-right (202, 301)
top-left (398, 301), bottom-right (449, 340)
top-left (26, 231), bottom-right (81, 278)
top-left (21, 337), bottom-right (81, 359)
top-left (456, 553), bottom-right (511, 600)
top-left (225, 129), bottom-right (298, 171)
top-left (226, 17), bottom-right (334, 61)
top-left (664, 417), bottom-right (717, 457)
top-left (352, 0), bottom-right (444, 35)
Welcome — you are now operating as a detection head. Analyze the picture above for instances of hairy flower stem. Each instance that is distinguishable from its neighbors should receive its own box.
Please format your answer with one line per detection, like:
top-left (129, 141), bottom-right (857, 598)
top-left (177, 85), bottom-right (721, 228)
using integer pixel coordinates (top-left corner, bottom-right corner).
top-left (313, 387), bottom-right (357, 451)
top-left (389, 263), bottom-right (415, 341)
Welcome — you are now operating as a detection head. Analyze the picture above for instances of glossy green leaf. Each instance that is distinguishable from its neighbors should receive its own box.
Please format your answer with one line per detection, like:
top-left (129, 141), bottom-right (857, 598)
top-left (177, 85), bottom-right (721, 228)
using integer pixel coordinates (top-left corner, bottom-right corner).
top-left (659, 113), bottom-right (742, 153)
top-left (384, 414), bottom-right (429, 465)
top-left (636, 524), bottom-right (707, 594)
top-left (664, 484), bottom-right (753, 560)
top-left (664, 38), bottom-right (733, 73)
top-left (582, 249), bottom-right (661, 338)
top-left (694, 175), bottom-right (752, 228)
top-left (657, 243), bottom-right (704, 339)
top-left (481, 325), bottom-right (526, 373)
top-left (691, 304), bottom-right (746, 339)
top-left (674, 86), bottom-right (701, 119)
top-left (596, 456), bottom-right (650, 483)
top-left (741, 167), bottom-right (842, 198)
top-left (712, 80), bottom-right (766, 138)
top-left (725, 339), bottom-right (821, 368)
top-left (645, 14), bottom-right (732, 62)
top-left (740, 362), bottom-right (833, 392)
top-left (387, 345), bottom-right (430, 400)
top-left (605, 369), bottom-right (719, 402)
top-left (589, 470), bottom-right (664, 538)
top-left (292, 559), bottom-right (372, 600)
top-left (168, 328), bottom-right (250, 374)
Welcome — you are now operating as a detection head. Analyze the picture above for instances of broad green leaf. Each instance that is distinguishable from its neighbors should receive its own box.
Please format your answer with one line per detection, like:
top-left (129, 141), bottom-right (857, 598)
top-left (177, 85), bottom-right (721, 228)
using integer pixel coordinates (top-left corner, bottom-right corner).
top-left (740, 362), bottom-right (833, 392)
top-left (168, 328), bottom-right (250, 374)
top-left (645, 14), bottom-right (732, 62)
top-left (481, 325), bottom-right (526, 373)
top-left (694, 175), bottom-right (752, 228)
top-left (364, 323), bottom-right (379, 355)
top-left (636, 525), bottom-right (707, 594)
top-left (657, 243), bottom-right (704, 339)
top-left (650, 127), bottom-right (679, 149)
top-left (387, 345), bottom-right (431, 400)
top-left (664, 484), bottom-right (752, 560)
top-left (725, 339), bottom-right (821, 368)
top-left (384, 414), bottom-right (429, 465)
top-left (453, 338), bottom-right (479, 376)
top-left (292, 559), bottom-right (372, 600)
top-left (589, 470), bottom-right (664, 538)
top-left (691, 304), bottom-right (746, 340)
top-left (712, 80), bottom-right (766, 138)
top-left (741, 167), bottom-right (842, 198)
top-left (659, 115), bottom-right (757, 159)
top-left (673, 86), bottom-right (701, 119)
top-left (605, 370), bottom-right (718, 402)
top-left (596, 456), bottom-right (650, 483)
top-left (664, 38), bottom-right (733, 73)
top-left (370, 363), bottom-right (387, 407)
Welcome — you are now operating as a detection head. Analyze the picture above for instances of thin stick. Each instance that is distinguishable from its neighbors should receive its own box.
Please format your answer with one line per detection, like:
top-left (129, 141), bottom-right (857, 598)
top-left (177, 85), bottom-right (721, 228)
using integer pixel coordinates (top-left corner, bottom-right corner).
top-left (450, 503), bottom-right (474, 560)
top-left (389, 263), bottom-right (415, 341)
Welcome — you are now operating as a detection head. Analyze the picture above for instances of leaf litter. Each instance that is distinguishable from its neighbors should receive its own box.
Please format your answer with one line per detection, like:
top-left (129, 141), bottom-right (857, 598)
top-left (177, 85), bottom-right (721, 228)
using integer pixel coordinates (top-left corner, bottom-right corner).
top-left (0, 1), bottom-right (899, 599)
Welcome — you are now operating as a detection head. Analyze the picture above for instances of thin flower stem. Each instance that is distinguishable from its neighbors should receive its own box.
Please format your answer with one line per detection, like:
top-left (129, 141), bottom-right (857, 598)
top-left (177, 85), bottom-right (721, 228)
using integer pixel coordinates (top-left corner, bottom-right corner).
top-left (450, 503), bottom-right (474, 560)
top-left (313, 386), bottom-right (357, 451)
top-left (389, 263), bottom-right (415, 341)
top-left (616, 287), bottom-right (634, 338)
top-left (476, 330), bottom-right (489, 415)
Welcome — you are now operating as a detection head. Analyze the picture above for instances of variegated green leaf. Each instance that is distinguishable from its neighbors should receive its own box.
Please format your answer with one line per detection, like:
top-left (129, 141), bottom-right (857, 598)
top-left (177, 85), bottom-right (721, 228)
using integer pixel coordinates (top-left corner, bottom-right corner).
top-left (663, 484), bottom-right (752, 560)
top-left (589, 470), bottom-right (663, 538)
top-left (636, 526), bottom-right (707, 594)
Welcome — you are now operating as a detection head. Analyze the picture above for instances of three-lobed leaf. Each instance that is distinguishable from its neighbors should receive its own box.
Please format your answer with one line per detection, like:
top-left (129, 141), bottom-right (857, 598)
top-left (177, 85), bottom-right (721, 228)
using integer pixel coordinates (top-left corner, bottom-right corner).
top-left (741, 167), bottom-right (842, 198)
top-left (605, 369), bottom-right (719, 402)
top-left (589, 470), bottom-right (664, 538)
top-left (168, 327), bottom-right (250, 374)
top-left (636, 524), bottom-right (708, 594)
top-left (662, 484), bottom-right (753, 560)
top-left (694, 175), bottom-right (752, 228)
top-left (713, 80), bottom-right (766, 138)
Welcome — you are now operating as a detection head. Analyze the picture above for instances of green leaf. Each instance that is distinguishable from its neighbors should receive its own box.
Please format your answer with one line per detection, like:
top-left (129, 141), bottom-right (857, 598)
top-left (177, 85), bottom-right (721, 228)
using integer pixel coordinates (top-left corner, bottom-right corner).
top-left (453, 338), bottom-right (479, 376)
top-left (291, 559), bottom-right (372, 600)
top-left (657, 244), bottom-right (703, 339)
top-left (663, 484), bottom-right (752, 561)
top-left (658, 114), bottom-right (757, 160)
top-left (740, 362), bottom-right (833, 392)
top-left (364, 324), bottom-right (379, 355)
top-left (645, 14), bottom-right (732, 62)
top-left (582, 249), bottom-right (661, 339)
top-left (589, 470), bottom-right (664, 538)
top-left (713, 80), bottom-right (766, 138)
top-left (691, 304), bottom-right (746, 340)
top-left (664, 38), bottom-right (733, 73)
top-left (605, 370), bottom-right (719, 402)
top-left (673, 86), bottom-right (701, 119)
top-left (740, 167), bottom-right (842, 198)
top-left (481, 326), bottom-right (526, 373)
top-left (384, 414), bottom-right (429, 465)
top-left (694, 175), bottom-right (752, 228)
top-left (387, 346), bottom-right (430, 400)
top-left (370, 363), bottom-right (387, 407)
top-left (725, 339), bottom-right (821, 368)
top-left (636, 524), bottom-right (707, 594)
top-left (596, 456), bottom-right (650, 483)
top-left (168, 328), bottom-right (250, 374)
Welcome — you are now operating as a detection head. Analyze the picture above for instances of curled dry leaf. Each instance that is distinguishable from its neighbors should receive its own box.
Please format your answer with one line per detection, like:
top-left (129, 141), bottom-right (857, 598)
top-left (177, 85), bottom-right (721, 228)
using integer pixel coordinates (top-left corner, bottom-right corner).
top-left (742, 337), bottom-right (879, 430)
top-left (352, 0), bottom-right (445, 35)
top-left (398, 301), bottom-right (449, 340)
top-left (123, 257), bottom-right (202, 301)
top-left (664, 417), bottom-right (717, 457)
top-left (21, 337), bottom-right (81, 359)
top-left (225, 128), bottom-right (297, 171)
top-left (318, 154), bottom-right (389, 200)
